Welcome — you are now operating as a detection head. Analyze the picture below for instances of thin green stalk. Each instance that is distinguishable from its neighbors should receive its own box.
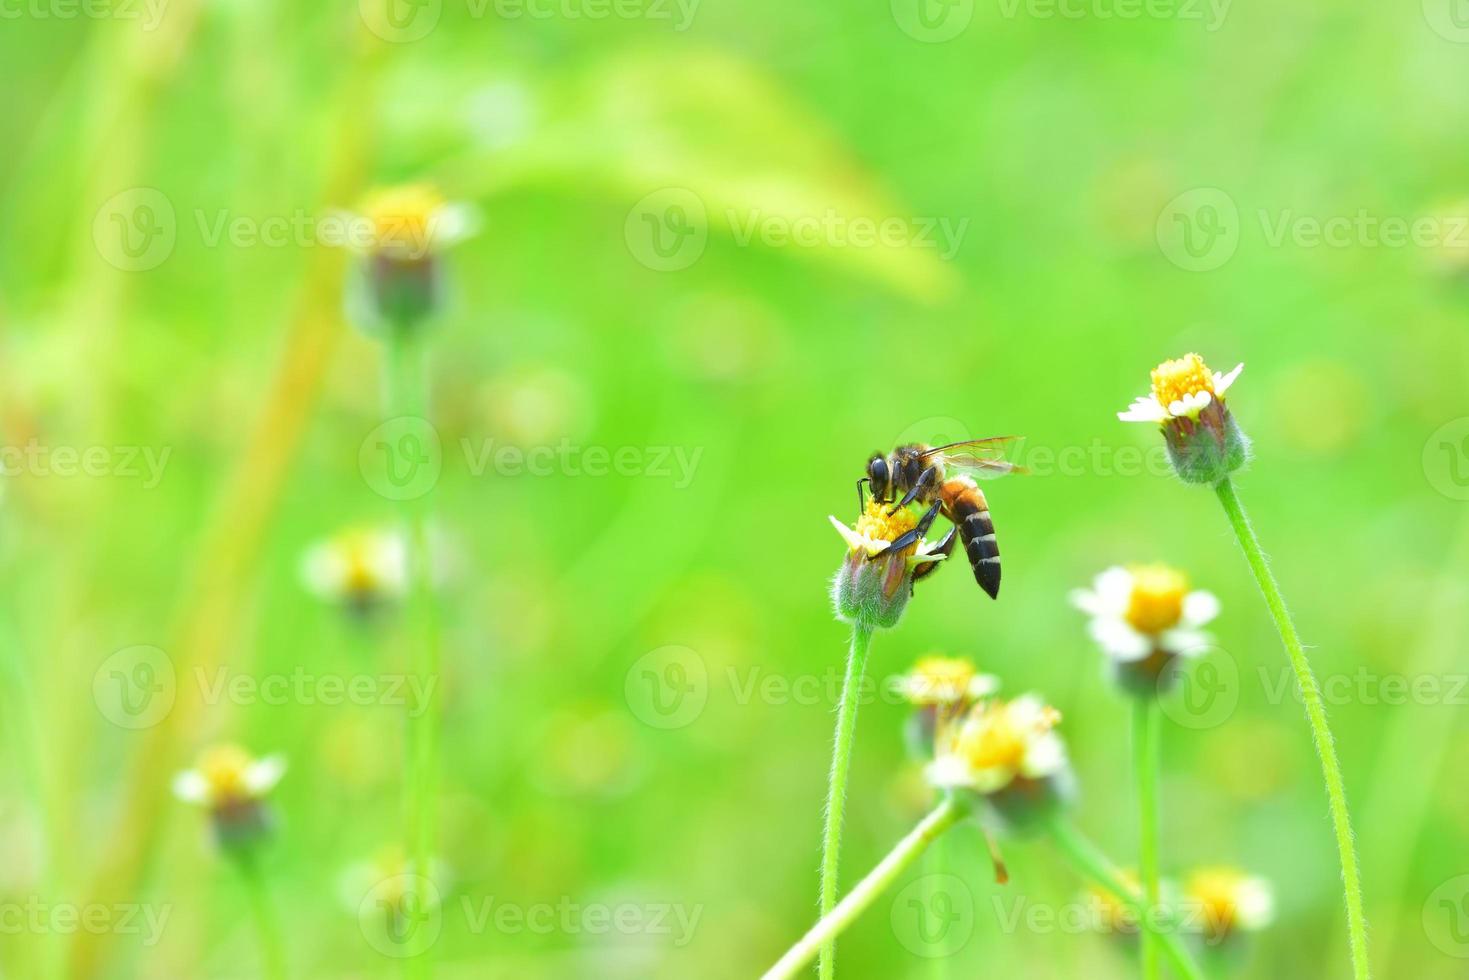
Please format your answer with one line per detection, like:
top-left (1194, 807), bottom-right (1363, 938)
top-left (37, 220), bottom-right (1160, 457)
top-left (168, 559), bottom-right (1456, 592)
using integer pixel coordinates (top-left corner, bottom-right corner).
top-left (770, 796), bottom-right (964, 980)
top-left (927, 833), bottom-right (948, 980)
top-left (385, 332), bottom-right (442, 980)
top-left (1047, 818), bottom-right (1205, 980)
top-left (1134, 697), bottom-right (1162, 980)
top-left (817, 621), bottom-right (875, 979)
top-left (236, 855), bottom-right (287, 980)
top-left (1214, 478), bottom-right (1369, 980)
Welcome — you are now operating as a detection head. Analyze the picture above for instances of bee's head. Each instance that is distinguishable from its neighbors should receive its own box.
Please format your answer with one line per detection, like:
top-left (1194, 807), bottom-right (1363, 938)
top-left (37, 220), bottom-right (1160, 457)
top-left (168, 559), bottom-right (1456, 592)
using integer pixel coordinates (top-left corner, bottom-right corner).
top-left (866, 454), bottom-right (891, 501)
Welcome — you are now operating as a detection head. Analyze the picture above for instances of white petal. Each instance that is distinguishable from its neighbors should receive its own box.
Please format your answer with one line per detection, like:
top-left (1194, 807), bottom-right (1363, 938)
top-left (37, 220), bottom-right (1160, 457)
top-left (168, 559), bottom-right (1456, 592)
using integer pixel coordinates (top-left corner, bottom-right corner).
top-left (172, 770), bottom-right (211, 806)
top-left (1089, 618), bottom-right (1152, 661)
top-left (828, 515), bottom-right (868, 552)
top-left (428, 202), bottom-right (481, 250)
top-left (924, 755), bottom-right (974, 790)
top-left (245, 755), bottom-right (287, 796)
top-left (1213, 362), bottom-right (1244, 395)
top-left (1181, 590), bottom-right (1221, 628)
top-left (1169, 390), bottom-right (1213, 419)
top-left (1022, 733), bottom-right (1067, 779)
top-left (967, 673), bottom-right (1001, 699)
top-left (1093, 567), bottom-right (1135, 611)
top-left (1117, 396), bottom-right (1168, 423)
top-left (1160, 628), bottom-right (1212, 657)
top-left (1235, 878), bottom-right (1275, 930)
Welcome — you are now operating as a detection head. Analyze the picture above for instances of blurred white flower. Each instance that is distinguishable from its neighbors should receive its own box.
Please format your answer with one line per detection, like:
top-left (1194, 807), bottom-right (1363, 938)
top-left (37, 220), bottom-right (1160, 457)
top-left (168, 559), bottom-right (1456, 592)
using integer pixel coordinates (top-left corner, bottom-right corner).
top-left (1071, 565), bottom-right (1218, 662)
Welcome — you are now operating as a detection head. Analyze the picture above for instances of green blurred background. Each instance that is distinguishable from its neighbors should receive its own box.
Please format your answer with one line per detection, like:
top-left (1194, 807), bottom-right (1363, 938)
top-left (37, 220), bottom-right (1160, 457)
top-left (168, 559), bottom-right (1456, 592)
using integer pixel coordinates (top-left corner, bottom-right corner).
top-left (3, 0), bottom-right (1469, 976)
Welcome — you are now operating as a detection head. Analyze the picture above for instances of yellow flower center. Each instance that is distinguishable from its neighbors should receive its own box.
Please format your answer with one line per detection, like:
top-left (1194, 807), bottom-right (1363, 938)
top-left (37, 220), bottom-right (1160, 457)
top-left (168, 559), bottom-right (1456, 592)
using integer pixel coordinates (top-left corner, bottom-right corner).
top-left (1124, 563), bottom-right (1189, 634)
top-left (1185, 867), bottom-right (1250, 936)
top-left (908, 656), bottom-right (976, 705)
top-left (1151, 353), bottom-right (1216, 410)
top-left (359, 184), bottom-right (445, 256)
top-left (955, 701), bottom-right (1061, 772)
top-left (198, 744), bottom-right (254, 802)
top-left (852, 499), bottom-right (917, 548)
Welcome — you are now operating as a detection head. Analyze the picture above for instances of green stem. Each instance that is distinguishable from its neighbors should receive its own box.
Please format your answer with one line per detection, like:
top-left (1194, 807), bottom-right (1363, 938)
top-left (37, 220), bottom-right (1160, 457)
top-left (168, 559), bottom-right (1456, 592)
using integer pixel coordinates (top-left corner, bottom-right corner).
top-left (236, 855), bottom-right (287, 980)
top-left (385, 332), bottom-right (441, 980)
top-left (770, 796), bottom-right (964, 980)
top-left (1134, 697), bottom-right (1162, 980)
top-left (927, 833), bottom-right (947, 980)
top-left (1047, 818), bottom-right (1205, 980)
top-left (817, 622), bottom-right (875, 979)
top-left (1214, 478), bottom-right (1369, 980)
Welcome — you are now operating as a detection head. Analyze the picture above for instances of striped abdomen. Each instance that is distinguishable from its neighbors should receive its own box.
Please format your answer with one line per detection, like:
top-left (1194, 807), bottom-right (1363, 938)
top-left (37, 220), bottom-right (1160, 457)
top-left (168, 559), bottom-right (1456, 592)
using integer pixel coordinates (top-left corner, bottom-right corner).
top-left (940, 476), bottom-right (1001, 599)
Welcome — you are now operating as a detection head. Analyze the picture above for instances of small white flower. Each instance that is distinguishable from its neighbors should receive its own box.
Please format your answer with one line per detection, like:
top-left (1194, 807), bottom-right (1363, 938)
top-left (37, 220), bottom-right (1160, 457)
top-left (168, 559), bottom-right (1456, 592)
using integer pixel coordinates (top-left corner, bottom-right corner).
top-left (926, 695), bottom-right (1067, 795)
top-left (330, 184), bottom-right (480, 261)
top-left (1184, 867), bottom-right (1275, 940)
top-left (173, 745), bottom-right (287, 810)
top-left (899, 656), bottom-right (999, 707)
top-left (301, 527), bottom-right (408, 608)
top-left (1070, 565), bottom-right (1219, 662)
top-left (1118, 355), bottom-right (1243, 424)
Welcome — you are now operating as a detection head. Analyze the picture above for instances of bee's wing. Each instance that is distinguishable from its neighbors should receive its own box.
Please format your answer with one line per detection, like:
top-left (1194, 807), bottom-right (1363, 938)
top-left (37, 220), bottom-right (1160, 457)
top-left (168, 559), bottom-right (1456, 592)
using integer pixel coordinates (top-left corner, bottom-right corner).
top-left (929, 438), bottom-right (1028, 478)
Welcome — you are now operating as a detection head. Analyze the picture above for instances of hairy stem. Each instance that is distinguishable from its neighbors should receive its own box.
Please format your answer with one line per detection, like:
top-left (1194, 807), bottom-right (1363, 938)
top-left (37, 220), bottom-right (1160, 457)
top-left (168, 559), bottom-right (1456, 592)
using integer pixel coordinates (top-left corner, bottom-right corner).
top-left (1135, 697), bottom-right (1162, 980)
top-left (770, 796), bottom-right (963, 980)
top-left (385, 332), bottom-right (442, 980)
top-left (1214, 478), bottom-right (1369, 979)
top-left (817, 622), bottom-right (875, 979)
top-left (1047, 818), bottom-right (1204, 980)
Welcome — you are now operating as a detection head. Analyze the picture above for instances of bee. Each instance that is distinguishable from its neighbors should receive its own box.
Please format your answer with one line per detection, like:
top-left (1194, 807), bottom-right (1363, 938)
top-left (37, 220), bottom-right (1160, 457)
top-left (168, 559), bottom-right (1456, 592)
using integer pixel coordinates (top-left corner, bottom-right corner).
top-left (860, 438), bottom-right (1022, 599)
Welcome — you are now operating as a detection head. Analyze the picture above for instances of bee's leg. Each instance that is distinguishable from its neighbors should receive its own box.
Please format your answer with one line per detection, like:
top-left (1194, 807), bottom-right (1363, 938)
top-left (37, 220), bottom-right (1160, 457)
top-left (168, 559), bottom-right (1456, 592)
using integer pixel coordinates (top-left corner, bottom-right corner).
top-left (874, 499), bottom-right (942, 557)
top-left (912, 526), bottom-right (955, 583)
top-left (856, 477), bottom-right (870, 513)
top-left (888, 465), bottom-right (938, 514)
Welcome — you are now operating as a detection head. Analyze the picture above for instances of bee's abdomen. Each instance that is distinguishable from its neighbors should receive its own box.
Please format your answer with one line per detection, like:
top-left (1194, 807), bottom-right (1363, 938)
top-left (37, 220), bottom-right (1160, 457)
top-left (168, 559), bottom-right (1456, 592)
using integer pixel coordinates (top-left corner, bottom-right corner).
top-left (941, 478), bottom-right (1001, 599)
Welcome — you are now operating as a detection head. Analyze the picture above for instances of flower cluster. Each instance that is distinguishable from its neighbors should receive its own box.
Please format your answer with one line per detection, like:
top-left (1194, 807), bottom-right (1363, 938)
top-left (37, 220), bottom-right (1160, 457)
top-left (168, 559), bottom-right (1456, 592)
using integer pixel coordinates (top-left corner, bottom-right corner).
top-left (829, 499), bottom-right (946, 628)
top-left (173, 744), bottom-right (286, 853)
top-left (300, 526), bottom-right (408, 615)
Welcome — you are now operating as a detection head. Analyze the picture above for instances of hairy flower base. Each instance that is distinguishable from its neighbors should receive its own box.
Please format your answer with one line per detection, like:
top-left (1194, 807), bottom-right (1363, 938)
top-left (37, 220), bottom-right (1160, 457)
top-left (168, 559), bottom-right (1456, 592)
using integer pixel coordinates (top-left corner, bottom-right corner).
top-left (1162, 400), bottom-right (1251, 485)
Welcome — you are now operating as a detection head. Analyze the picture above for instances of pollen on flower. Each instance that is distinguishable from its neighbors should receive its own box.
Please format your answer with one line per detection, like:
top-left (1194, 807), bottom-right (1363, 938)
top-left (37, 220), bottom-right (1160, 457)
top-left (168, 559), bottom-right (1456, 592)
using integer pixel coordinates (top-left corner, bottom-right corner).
top-left (956, 700), bottom-right (1061, 771)
top-left (853, 499), bottom-right (917, 546)
top-left (1123, 563), bottom-right (1189, 634)
top-left (1151, 353), bottom-right (1217, 411)
top-left (198, 744), bottom-right (254, 803)
top-left (359, 184), bottom-right (445, 255)
top-left (906, 656), bottom-right (977, 706)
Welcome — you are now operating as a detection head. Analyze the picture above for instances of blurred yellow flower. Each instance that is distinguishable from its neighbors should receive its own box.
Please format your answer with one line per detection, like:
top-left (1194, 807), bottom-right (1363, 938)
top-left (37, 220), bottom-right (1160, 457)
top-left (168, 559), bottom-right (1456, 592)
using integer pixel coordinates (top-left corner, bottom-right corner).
top-left (927, 695), bottom-right (1066, 795)
top-left (300, 526), bottom-right (407, 612)
top-left (1071, 565), bottom-right (1219, 663)
top-left (1183, 867), bottom-right (1274, 943)
top-left (899, 656), bottom-right (998, 708)
top-left (173, 744), bottom-right (286, 811)
top-left (351, 184), bottom-right (478, 261)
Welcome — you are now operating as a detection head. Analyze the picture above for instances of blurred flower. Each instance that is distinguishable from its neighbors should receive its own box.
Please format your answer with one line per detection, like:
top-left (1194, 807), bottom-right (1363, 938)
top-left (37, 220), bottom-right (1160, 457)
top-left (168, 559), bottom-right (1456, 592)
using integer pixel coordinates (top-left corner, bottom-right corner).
top-left (927, 695), bottom-right (1070, 829)
top-left (1119, 353), bottom-right (1249, 485)
top-left (337, 183), bottom-right (478, 335)
top-left (829, 500), bottom-right (945, 629)
top-left (300, 526), bottom-right (407, 615)
top-left (1182, 867), bottom-right (1274, 944)
top-left (1072, 565), bottom-right (1218, 694)
top-left (898, 655), bottom-right (1000, 759)
top-left (173, 744), bottom-right (285, 852)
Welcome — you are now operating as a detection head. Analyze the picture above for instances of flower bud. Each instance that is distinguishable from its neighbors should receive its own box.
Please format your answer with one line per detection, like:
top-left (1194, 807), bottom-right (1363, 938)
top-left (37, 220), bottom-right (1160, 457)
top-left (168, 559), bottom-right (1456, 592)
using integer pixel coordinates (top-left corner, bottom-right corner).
top-left (1119, 354), bottom-right (1250, 486)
